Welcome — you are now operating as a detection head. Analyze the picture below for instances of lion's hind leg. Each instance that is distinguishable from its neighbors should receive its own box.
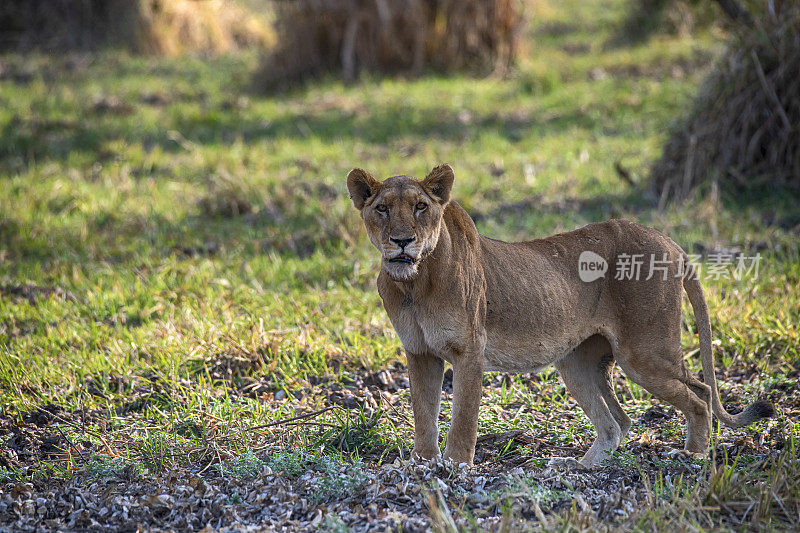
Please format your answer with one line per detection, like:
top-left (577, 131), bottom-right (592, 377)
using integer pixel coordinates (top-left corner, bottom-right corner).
top-left (555, 335), bottom-right (629, 467)
top-left (615, 345), bottom-right (712, 455)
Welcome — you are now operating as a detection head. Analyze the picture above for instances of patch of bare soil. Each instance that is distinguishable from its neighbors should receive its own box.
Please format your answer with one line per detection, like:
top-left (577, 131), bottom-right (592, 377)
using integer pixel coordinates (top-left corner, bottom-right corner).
top-left (0, 405), bottom-right (96, 475)
top-left (0, 361), bottom-right (790, 531)
top-left (597, 52), bottom-right (715, 81)
top-left (0, 448), bottom-right (706, 532)
top-left (0, 284), bottom-right (77, 305)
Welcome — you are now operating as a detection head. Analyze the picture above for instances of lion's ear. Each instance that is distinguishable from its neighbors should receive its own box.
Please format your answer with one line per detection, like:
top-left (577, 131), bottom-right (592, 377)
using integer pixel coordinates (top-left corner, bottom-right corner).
top-left (347, 168), bottom-right (379, 210)
top-left (423, 164), bottom-right (454, 204)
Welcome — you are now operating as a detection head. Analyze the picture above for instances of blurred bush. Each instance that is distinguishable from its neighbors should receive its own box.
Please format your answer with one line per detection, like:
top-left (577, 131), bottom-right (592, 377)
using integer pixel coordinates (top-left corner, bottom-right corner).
top-left (650, 0), bottom-right (800, 201)
top-left (255, 0), bottom-right (522, 88)
top-left (0, 0), bottom-right (273, 55)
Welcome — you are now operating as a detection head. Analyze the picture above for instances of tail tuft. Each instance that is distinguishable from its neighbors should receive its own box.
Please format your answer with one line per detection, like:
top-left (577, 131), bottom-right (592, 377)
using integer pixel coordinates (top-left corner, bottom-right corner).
top-left (749, 399), bottom-right (775, 420)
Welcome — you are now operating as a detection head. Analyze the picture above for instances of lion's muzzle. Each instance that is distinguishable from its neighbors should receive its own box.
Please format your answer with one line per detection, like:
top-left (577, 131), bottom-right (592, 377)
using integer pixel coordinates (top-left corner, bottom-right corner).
top-left (388, 253), bottom-right (417, 264)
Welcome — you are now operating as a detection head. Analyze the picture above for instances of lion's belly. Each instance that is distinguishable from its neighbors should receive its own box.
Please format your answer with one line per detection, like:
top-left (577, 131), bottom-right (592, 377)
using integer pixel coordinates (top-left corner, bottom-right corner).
top-left (389, 301), bottom-right (599, 373)
top-left (483, 334), bottom-right (575, 373)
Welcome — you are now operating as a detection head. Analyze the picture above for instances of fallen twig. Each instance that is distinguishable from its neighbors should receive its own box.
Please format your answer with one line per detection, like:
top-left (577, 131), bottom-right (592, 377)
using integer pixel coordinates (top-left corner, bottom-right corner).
top-left (50, 412), bottom-right (116, 458)
top-left (55, 424), bottom-right (86, 462)
top-left (249, 406), bottom-right (336, 430)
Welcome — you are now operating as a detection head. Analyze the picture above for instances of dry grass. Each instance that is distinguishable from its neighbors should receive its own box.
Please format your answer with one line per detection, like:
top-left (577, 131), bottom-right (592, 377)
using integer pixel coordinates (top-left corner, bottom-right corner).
top-left (650, 0), bottom-right (800, 201)
top-left (256, 0), bottom-right (521, 88)
top-left (0, 0), bottom-right (273, 55)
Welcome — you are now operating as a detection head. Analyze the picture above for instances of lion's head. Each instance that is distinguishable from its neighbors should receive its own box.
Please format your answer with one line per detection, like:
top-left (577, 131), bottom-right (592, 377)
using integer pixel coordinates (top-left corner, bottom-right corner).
top-left (347, 164), bottom-right (455, 282)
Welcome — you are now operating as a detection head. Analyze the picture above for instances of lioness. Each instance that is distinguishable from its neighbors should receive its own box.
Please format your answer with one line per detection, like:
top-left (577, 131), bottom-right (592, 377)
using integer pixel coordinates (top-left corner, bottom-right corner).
top-left (347, 164), bottom-right (774, 467)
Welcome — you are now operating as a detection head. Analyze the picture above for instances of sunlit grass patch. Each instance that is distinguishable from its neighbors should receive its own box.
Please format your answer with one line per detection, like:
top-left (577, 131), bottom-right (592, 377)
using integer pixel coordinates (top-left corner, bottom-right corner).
top-left (1, 0), bottom-right (798, 529)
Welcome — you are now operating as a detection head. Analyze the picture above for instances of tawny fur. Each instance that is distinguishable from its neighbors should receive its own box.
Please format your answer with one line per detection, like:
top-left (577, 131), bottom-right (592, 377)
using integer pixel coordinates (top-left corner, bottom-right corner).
top-left (347, 164), bottom-right (774, 466)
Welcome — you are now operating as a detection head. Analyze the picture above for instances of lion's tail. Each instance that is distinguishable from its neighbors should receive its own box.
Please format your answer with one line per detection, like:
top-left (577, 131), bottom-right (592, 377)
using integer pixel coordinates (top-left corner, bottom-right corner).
top-left (682, 257), bottom-right (774, 428)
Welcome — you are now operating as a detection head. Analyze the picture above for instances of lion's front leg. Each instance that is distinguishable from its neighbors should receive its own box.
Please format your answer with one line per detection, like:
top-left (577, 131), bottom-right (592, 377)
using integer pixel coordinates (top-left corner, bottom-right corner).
top-left (443, 349), bottom-right (484, 466)
top-left (407, 351), bottom-right (445, 460)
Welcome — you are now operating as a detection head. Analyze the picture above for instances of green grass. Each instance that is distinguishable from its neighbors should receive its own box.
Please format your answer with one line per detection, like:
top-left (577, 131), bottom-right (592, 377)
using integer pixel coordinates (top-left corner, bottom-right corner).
top-left (1, 0), bottom-right (799, 529)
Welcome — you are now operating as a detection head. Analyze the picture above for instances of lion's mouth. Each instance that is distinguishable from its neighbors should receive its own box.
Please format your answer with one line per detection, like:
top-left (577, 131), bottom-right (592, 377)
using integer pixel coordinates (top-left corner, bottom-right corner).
top-left (388, 253), bottom-right (416, 264)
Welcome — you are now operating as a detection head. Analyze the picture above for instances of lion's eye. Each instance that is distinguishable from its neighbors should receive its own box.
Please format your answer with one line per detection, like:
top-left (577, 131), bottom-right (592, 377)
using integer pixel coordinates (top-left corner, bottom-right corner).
top-left (415, 202), bottom-right (427, 212)
top-left (376, 204), bottom-right (388, 213)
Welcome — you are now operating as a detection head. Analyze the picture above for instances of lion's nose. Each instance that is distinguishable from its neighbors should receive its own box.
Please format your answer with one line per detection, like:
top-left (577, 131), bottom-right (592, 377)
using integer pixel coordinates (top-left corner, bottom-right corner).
top-left (390, 237), bottom-right (415, 249)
